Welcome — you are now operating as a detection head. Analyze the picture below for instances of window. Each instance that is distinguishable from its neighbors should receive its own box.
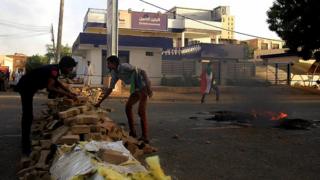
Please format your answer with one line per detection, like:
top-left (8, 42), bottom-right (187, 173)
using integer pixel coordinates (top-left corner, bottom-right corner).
top-left (272, 44), bottom-right (280, 49)
top-left (146, 52), bottom-right (154, 56)
top-left (261, 43), bottom-right (268, 50)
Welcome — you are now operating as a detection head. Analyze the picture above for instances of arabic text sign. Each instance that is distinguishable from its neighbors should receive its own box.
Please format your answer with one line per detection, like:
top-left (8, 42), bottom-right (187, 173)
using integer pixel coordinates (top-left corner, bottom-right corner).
top-left (131, 12), bottom-right (167, 31)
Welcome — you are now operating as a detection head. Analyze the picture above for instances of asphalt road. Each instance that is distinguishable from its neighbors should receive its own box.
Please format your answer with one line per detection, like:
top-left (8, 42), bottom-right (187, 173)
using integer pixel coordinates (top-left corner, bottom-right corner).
top-left (0, 86), bottom-right (320, 180)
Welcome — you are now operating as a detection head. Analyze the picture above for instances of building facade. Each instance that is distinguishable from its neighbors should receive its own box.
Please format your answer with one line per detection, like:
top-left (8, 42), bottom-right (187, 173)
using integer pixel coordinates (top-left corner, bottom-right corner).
top-left (0, 55), bottom-right (14, 74)
top-left (212, 6), bottom-right (234, 40)
top-left (72, 6), bottom-right (244, 86)
top-left (245, 38), bottom-right (286, 59)
top-left (7, 53), bottom-right (28, 73)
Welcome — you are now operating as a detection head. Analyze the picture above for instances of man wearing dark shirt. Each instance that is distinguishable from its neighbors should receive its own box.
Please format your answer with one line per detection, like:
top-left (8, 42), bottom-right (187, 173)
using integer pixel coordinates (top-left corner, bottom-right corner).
top-left (16, 56), bottom-right (77, 156)
top-left (95, 56), bottom-right (153, 143)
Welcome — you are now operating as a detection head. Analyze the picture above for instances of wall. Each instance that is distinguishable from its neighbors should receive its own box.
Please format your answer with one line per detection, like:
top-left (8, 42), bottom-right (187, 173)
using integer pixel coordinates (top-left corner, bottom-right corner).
top-left (4, 58), bottom-right (13, 73)
top-left (85, 49), bottom-right (102, 85)
top-left (254, 49), bottom-right (287, 59)
top-left (193, 37), bottom-right (211, 43)
top-left (176, 8), bottom-right (212, 21)
top-left (221, 15), bottom-right (234, 39)
top-left (85, 27), bottom-right (106, 34)
top-left (168, 19), bottom-right (184, 29)
top-left (127, 47), bottom-right (162, 85)
top-left (247, 38), bottom-right (285, 51)
top-left (184, 19), bottom-right (222, 31)
top-left (85, 9), bottom-right (106, 24)
top-left (74, 56), bottom-right (86, 78)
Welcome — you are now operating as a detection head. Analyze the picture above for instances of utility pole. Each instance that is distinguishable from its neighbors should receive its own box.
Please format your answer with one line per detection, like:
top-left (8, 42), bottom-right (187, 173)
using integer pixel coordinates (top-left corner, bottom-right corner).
top-left (55, 0), bottom-right (64, 63)
top-left (50, 24), bottom-right (56, 64)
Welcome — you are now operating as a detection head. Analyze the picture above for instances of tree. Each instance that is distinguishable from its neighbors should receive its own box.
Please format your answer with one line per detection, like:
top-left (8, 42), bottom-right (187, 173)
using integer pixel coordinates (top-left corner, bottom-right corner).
top-left (267, 0), bottom-right (320, 61)
top-left (45, 44), bottom-right (72, 63)
top-left (25, 55), bottom-right (49, 73)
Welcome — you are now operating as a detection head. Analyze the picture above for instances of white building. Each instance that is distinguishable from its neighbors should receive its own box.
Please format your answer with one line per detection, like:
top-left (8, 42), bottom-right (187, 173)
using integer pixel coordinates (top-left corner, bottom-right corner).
top-left (72, 7), bottom-right (244, 86)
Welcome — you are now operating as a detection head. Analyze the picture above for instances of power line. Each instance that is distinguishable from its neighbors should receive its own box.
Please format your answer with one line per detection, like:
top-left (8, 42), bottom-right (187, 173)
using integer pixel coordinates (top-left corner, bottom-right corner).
top-left (0, 19), bottom-right (50, 38)
top-left (0, 32), bottom-right (50, 39)
top-left (0, 19), bottom-right (49, 28)
top-left (137, 0), bottom-right (282, 42)
top-left (0, 22), bottom-right (50, 31)
top-left (0, 19), bottom-right (50, 34)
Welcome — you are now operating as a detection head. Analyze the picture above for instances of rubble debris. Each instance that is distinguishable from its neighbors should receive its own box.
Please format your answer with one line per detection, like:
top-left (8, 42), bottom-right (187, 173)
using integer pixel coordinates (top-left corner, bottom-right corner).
top-left (17, 94), bottom-right (163, 180)
top-left (98, 149), bottom-right (129, 165)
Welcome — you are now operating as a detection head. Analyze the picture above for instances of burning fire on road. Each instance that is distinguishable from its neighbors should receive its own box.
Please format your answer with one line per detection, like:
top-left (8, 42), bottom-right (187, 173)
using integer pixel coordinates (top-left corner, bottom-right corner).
top-left (191, 110), bottom-right (319, 130)
top-left (251, 110), bottom-right (288, 121)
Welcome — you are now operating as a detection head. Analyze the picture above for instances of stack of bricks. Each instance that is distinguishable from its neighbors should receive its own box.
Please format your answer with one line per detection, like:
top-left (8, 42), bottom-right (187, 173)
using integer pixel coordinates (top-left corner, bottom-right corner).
top-left (17, 97), bottom-right (157, 180)
top-left (70, 87), bottom-right (104, 104)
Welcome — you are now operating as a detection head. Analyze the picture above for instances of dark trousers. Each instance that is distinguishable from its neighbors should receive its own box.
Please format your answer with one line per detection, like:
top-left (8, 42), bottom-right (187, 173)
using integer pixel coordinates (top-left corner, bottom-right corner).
top-left (125, 88), bottom-right (148, 139)
top-left (19, 91), bottom-right (34, 155)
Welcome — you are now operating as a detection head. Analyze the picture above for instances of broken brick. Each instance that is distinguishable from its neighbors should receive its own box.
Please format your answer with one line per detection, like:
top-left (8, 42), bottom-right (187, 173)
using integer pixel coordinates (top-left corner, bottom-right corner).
top-left (62, 98), bottom-right (75, 106)
top-left (58, 108), bottom-right (80, 119)
top-left (98, 149), bottom-right (129, 165)
top-left (58, 135), bottom-right (80, 145)
top-left (71, 125), bottom-right (90, 134)
top-left (35, 150), bottom-right (50, 169)
top-left (90, 133), bottom-right (102, 141)
top-left (99, 121), bottom-right (116, 132)
top-left (77, 105), bottom-right (91, 113)
top-left (90, 125), bottom-right (101, 132)
top-left (40, 140), bottom-right (51, 150)
top-left (75, 114), bottom-right (99, 125)
top-left (63, 117), bottom-right (76, 126)
top-left (51, 126), bottom-right (69, 144)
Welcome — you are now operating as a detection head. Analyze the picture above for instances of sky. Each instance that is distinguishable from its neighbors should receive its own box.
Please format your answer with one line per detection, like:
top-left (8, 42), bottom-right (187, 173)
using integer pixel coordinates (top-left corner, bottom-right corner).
top-left (0, 0), bottom-right (280, 56)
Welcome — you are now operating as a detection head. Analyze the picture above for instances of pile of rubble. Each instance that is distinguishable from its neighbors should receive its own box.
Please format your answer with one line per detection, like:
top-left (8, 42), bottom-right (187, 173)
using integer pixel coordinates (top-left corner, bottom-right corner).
top-left (71, 87), bottom-right (104, 104)
top-left (17, 95), bottom-right (164, 180)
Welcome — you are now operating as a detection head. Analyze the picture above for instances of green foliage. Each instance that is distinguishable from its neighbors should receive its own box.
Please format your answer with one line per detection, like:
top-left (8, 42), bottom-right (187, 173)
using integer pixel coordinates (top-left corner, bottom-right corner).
top-left (267, 0), bottom-right (320, 60)
top-left (45, 44), bottom-right (72, 62)
top-left (25, 55), bottom-right (49, 73)
top-left (45, 44), bottom-right (55, 61)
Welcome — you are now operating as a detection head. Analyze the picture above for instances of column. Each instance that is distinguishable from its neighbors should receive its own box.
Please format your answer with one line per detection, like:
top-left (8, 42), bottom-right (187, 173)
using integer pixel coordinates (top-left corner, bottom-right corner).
top-left (215, 35), bottom-right (219, 44)
top-left (181, 32), bottom-right (185, 47)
